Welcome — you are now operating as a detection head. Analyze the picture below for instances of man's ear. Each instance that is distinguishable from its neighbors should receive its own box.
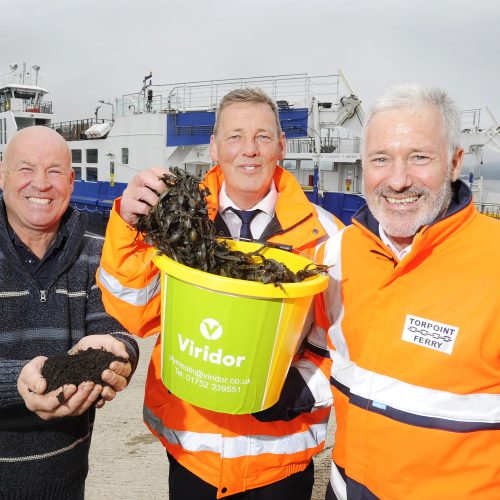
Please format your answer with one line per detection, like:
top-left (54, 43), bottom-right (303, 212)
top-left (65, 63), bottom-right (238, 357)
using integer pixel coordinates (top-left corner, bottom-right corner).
top-left (450, 148), bottom-right (464, 181)
top-left (69, 168), bottom-right (75, 191)
top-left (277, 132), bottom-right (286, 160)
top-left (209, 135), bottom-right (218, 162)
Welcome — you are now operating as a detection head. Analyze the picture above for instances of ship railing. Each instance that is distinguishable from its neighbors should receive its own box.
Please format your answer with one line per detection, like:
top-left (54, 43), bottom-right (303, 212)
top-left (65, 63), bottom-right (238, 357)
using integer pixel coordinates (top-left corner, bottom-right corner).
top-left (287, 137), bottom-right (361, 155)
top-left (0, 72), bottom-right (44, 88)
top-left (474, 202), bottom-right (500, 220)
top-left (115, 74), bottom-right (343, 118)
top-left (50, 118), bottom-right (112, 141)
top-left (40, 102), bottom-right (53, 113)
top-left (461, 109), bottom-right (481, 133)
top-left (0, 99), bottom-right (53, 114)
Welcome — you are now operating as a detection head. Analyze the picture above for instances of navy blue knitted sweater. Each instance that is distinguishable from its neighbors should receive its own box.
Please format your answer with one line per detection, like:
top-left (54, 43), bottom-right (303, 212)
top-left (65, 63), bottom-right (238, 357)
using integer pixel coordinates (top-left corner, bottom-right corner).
top-left (0, 203), bottom-right (139, 499)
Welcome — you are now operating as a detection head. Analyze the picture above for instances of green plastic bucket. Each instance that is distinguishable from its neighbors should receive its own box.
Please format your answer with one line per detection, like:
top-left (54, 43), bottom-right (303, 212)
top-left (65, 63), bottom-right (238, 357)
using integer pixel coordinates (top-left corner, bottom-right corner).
top-left (153, 240), bottom-right (328, 414)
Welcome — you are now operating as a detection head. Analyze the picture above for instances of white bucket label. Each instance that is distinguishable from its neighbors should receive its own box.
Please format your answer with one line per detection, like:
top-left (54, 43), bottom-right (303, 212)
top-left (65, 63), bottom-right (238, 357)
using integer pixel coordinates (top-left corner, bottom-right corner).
top-left (401, 314), bottom-right (459, 355)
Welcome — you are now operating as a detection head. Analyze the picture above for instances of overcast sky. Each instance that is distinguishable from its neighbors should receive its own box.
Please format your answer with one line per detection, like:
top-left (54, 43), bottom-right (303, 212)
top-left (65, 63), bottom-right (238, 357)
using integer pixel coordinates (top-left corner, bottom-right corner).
top-left (1, 0), bottom-right (499, 140)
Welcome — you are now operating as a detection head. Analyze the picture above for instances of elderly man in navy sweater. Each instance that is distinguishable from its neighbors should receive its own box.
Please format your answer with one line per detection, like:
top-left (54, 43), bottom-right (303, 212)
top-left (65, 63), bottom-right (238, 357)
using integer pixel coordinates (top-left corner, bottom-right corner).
top-left (0, 126), bottom-right (139, 500)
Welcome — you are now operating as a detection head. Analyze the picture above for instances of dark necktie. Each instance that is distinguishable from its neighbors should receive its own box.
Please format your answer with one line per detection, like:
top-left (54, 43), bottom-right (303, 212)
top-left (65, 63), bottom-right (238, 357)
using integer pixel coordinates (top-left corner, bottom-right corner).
top-left (229, 208), bottom-right (261, 240)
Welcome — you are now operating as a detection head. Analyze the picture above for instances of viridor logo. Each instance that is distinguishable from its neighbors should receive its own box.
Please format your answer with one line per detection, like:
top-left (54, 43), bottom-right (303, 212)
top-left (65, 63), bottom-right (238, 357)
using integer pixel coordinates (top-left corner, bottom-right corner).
top-left (176, 318), bottom-right (246, 367)
top-left (200, 318), bottom-right (223, 340)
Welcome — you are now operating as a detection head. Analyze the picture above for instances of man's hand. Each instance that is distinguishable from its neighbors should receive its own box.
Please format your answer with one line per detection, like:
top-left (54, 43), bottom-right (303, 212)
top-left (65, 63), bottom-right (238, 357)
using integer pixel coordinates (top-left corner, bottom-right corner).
top-left (70, 334), bottom-right (132, 408)
top-left (17, 356), bottom-right (103, 420)
top-left (120, 167), bottom-right (171, 225)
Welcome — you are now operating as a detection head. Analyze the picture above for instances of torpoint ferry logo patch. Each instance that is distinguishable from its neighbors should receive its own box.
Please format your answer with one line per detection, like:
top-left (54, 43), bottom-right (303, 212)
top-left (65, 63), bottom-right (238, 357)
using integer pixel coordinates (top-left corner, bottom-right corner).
top-left (200, 318), bottom-right (223, 341)
top-left (401, 314), bottom-right (459, 355)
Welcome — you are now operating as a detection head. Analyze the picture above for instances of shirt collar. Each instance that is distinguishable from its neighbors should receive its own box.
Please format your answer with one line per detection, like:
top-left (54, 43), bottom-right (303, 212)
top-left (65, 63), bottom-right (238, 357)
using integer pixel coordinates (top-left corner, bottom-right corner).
top-left (378, 224), bottom-right (413, 261)
top-left (219, 181), bottom-right (278, 215)
top-left (6, 218), bottom-right (68, 256)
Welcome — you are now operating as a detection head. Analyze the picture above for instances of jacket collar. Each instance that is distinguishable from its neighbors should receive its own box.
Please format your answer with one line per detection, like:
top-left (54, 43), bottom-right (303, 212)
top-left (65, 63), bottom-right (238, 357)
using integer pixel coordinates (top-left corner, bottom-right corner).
top-left (353, 179), bottom-right (477, 252)
top-left (203, 165), bottom-right (326, 249)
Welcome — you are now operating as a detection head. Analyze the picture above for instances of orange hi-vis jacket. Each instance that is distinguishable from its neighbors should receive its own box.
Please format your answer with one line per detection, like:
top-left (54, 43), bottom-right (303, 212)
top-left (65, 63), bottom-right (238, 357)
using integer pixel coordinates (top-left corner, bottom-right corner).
top-left (97, 166), bottom-right (343, 497)
top-left (323, 181), bottom-right (500, 499)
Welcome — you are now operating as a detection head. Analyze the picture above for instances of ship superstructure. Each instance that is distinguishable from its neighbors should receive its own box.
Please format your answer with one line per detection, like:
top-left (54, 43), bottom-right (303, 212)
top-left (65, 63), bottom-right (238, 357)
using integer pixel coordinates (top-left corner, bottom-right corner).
top-left (1, 65), bottom-right (499, 222)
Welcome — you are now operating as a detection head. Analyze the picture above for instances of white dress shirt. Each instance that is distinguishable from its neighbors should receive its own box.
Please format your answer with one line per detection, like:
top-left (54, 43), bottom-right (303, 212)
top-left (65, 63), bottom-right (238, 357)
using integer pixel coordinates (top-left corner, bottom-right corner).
top-left (218, 181), bottom-right (278, 240)
top-left (378, 224), bottom-right (413, 261)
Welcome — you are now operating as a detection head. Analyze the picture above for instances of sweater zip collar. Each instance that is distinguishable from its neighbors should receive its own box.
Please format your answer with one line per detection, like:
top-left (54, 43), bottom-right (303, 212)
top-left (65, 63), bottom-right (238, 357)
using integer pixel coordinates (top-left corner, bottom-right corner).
top-left (0, 202), bottom-right (88, 292)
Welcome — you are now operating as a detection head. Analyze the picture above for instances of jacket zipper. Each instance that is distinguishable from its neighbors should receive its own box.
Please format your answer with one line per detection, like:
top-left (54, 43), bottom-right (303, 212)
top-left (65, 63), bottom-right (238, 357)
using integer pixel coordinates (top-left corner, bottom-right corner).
top-left (369, 249), bottom-right (398, 267)
top-left (40, 290), bottom-right (47, 302)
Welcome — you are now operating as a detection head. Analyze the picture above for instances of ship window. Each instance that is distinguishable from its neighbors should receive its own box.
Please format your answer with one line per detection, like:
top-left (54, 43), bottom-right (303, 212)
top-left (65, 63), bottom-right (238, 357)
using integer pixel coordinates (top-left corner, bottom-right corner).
top-left (319, 160), bottom-right (334, 171)
top-left (71, 149), bottom-right (82, 163)
top-left (86, 149), bottom-right (98, 163)
top-left (122, 147), bottom-right (129, 165)
top-left (73, 167), bottom-right (82, 180)
top-left (86, 167), bottom-right (98, 182)
top-left (281, 159), bottom-right (297, 171)
top-left (300, 159), bottom-right (314, 170)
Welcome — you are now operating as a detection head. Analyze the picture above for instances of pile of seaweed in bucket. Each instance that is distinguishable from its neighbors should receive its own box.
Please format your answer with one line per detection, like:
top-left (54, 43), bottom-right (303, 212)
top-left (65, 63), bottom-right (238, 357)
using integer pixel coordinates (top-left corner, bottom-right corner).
top-left (42, 348), bottom-right (126, 403)
top-left (134, 167), bottom-right (327, 286)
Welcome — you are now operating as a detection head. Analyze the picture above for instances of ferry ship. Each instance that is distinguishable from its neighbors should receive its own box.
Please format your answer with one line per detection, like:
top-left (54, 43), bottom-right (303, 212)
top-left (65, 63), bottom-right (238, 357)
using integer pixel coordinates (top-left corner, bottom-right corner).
top-left (1, 64), bottom-right (500, 224)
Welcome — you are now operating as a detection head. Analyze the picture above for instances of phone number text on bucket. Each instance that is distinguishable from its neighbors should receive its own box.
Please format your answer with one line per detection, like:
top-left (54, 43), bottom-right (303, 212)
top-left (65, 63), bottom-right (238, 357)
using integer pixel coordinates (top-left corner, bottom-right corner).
top-left (176, 370), bottom-right (241, 392)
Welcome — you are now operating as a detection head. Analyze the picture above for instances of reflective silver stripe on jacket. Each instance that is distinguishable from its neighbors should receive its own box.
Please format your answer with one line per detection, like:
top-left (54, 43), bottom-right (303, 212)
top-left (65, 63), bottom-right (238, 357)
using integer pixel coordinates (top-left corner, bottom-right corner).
top-left (324, 229), bottom-right (349, 359)
top-left (314, 204), bottom-right (341, 240)
top-left (331, 350), bottom-right (500, 425)
top-left (98, 267), bottom-right (160, 306)
top-left (144, 406), bottom-right (328, 457)
top-left (294, 359), bottom-right (332, 409)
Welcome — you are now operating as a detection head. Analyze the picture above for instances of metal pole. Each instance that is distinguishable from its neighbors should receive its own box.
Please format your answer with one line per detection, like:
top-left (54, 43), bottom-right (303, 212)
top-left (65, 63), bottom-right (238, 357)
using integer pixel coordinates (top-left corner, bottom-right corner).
top-left (311, 97), bottom-right (321, 204)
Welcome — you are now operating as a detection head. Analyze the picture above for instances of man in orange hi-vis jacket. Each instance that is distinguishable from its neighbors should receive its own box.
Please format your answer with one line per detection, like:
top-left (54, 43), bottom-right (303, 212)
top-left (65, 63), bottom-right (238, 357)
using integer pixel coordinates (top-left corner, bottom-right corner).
top-left (323, 84), bottom-right (500, 499)
top-left (97, 88), bottom-right (343, 499)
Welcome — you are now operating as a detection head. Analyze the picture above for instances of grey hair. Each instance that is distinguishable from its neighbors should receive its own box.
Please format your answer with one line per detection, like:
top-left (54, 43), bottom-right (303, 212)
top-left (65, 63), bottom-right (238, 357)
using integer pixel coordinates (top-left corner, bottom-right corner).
top-left (362, 83), bottom-right (462, 158)
top-left (213, 87), bottom-right (282, 136)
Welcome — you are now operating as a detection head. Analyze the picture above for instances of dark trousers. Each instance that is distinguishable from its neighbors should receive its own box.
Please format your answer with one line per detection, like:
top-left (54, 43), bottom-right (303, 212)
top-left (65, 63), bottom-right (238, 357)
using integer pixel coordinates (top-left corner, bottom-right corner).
top-left (167, 453), bottom-right (314, 499)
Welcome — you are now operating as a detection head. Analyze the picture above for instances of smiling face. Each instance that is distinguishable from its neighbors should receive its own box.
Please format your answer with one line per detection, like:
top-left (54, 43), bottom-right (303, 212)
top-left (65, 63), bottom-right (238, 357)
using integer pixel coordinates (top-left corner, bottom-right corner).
top-left (0, 127), bottom-right (74, 239)
top-left (210, 102), bottom-right (286, 209)
top-left (362, 105), bottom-right (463, 249)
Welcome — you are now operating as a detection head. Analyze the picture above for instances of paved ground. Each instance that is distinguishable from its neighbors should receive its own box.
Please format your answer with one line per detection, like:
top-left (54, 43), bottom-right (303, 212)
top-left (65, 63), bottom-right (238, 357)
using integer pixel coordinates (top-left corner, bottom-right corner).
top-left (87, 335), bottom-right (334, 499)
